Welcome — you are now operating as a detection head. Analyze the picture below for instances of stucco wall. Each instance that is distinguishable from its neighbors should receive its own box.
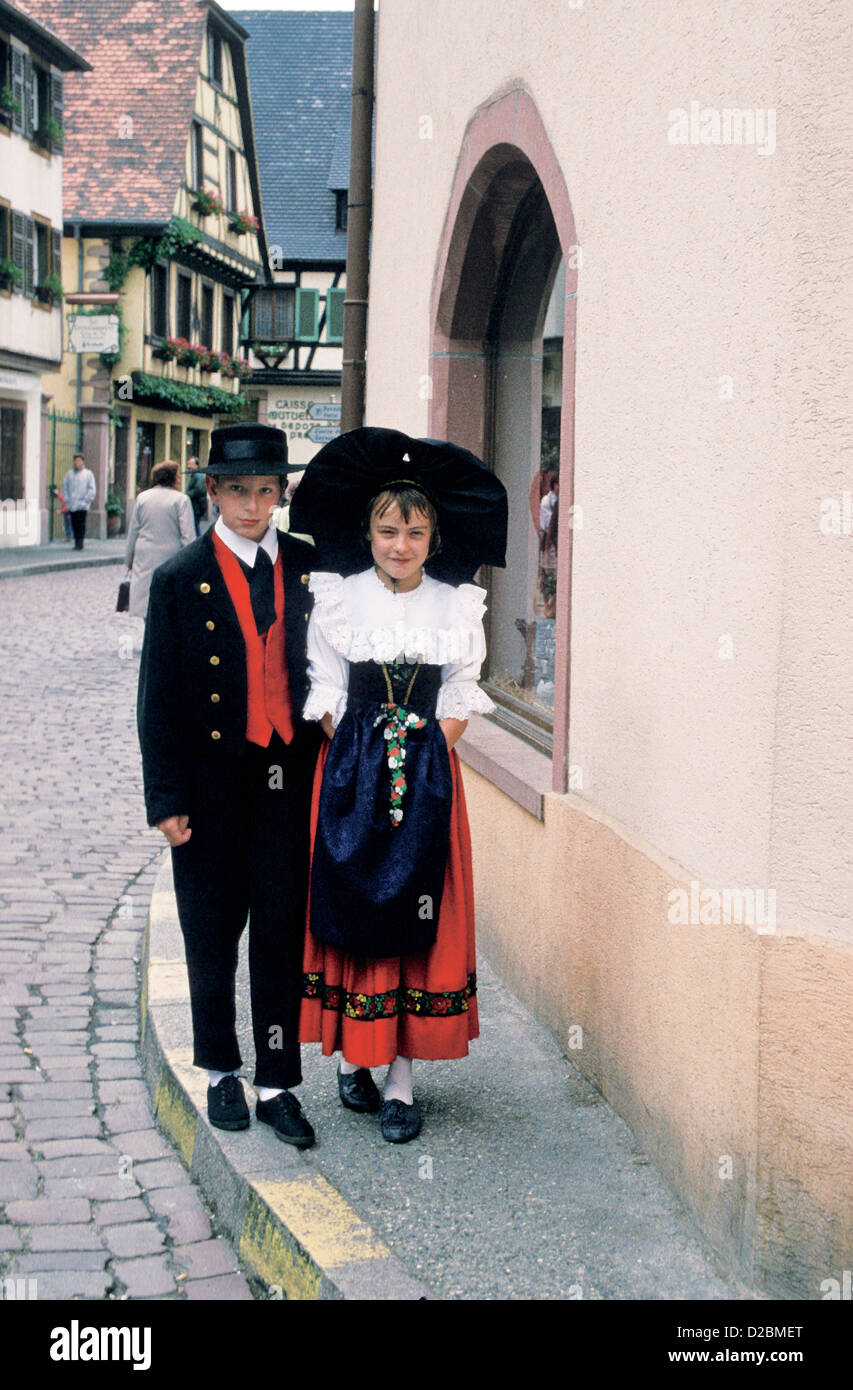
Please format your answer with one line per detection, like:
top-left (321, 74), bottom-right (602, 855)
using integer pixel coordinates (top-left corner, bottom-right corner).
top-left (365, 0), bottom-right (853, 946)
top-left (463, 767), bottom-right (853, 1295)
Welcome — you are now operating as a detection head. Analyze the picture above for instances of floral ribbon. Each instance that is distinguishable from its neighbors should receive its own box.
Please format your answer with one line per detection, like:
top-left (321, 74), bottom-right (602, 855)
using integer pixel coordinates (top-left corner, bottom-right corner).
top-left (374, 664), bottom-right (425, 828)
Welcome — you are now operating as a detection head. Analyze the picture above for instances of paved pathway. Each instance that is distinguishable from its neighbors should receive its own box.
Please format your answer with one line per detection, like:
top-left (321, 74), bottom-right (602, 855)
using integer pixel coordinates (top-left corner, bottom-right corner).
top-left (0, 566), bottom-right (253, 1300)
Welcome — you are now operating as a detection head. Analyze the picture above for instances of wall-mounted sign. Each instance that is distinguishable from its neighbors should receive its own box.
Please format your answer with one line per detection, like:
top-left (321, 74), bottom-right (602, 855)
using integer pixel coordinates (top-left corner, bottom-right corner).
top-left (266, 396), bottom-right (341, 441)
top-left (308, 402), bottom-right (341, 422)
top-left (67, 314), bottom-right (120, 355)
top-left (307, 424), bottom-right (339, 444)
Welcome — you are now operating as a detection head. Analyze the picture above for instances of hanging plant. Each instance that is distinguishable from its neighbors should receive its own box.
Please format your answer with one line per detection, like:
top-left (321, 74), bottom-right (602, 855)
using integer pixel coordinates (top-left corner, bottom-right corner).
top-left (0, 256), bottom-right (23, 290)
top-left (35, 272), bottom-right (64, 305)
top-left (42, 114), bottom-right (64, 150)
top-left (0, 86), bottom-right (21, 118)
top-left (122, 370), bottom-right (247, 417)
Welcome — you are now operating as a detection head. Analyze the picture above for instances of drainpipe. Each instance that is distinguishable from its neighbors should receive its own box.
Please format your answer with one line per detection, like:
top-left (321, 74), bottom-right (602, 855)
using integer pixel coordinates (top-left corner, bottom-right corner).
top-left (340, 0), bottom-right (374, 432)
top-left (74, 221), bottom-right (83, 449)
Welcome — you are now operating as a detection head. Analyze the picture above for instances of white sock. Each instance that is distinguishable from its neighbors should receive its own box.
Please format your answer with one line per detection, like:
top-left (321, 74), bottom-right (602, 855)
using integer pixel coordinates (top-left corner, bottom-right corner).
top-left (384, 1056), bottom-right (413, 1106)
top-left (339, 1057), bottom-right (360, 1075)
top-left (208, 1069), bottom-right (241, 1088)
top-left (257, 1085), bottom-right (285, 1102)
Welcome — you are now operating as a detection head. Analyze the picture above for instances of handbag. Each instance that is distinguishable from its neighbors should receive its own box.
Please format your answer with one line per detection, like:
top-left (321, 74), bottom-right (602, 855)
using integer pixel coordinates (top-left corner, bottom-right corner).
top-left (116, 575), bottom-right (130, 613)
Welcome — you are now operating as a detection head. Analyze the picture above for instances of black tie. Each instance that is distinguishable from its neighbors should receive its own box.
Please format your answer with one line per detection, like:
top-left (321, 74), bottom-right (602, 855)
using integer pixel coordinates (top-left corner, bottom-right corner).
top-left (238, 547), bottom-right (276, 636)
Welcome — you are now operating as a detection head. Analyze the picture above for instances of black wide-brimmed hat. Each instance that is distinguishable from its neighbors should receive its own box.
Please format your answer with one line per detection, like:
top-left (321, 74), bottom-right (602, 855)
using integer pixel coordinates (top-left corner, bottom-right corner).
top-left (289, 426), bottom-right (507, 584)
top-left (204, 423), bottom-right (298, 475)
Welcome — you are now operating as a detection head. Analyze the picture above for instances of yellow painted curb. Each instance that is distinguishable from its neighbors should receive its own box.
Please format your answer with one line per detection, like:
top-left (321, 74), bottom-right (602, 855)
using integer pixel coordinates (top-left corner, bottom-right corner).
top-left (253, 1174), bottom-right (391, 1269)
top-left (154, 1065), bottom-right (197, 1169)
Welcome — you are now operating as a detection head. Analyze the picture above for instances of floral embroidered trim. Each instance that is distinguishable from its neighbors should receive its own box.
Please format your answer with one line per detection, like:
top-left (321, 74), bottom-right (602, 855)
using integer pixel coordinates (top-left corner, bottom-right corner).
top-left (302, 971), bottom-right (477, 1019)
top-left (373, 702), bottom-right (426, 826)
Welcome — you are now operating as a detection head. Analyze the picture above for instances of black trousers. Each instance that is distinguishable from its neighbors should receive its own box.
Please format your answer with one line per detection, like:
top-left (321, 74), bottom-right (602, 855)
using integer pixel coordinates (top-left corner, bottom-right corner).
top-left (70, 509), bottom-right (87, 547)
top-left (170, 730), bottom-right (316, 1088)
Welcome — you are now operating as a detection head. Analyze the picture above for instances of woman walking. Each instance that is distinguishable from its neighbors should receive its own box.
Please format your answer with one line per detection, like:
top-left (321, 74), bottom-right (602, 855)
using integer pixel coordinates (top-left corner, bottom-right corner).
top-left (290, 427), bottom-right (506, 1142)
top-left (125, 461), bottom-right (195, 620)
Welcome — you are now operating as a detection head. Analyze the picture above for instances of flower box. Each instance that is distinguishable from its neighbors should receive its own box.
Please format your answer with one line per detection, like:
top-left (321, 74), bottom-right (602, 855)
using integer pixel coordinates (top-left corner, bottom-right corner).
top-left (192, 188), bottom-right (225, 217)
top-left (228, 210), bottom-right (260, 236)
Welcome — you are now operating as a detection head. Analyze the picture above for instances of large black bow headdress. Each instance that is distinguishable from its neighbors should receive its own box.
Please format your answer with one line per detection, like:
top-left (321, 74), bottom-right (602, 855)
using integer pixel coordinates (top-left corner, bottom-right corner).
top-left (289, 426), bottom-right (508, 585)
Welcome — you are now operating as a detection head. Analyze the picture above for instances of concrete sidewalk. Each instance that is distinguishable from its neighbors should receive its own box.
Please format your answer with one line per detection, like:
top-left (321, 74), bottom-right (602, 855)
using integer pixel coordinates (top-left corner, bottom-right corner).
top-left (0, 538), bottom-right (126, 580)
top-left (143, 852), bottom-right (762, 1301)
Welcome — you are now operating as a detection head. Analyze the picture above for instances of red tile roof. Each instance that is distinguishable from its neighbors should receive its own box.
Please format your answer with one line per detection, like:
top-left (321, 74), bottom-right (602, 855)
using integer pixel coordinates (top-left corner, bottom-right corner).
top-left (23, 0), bottom-right (209, 224)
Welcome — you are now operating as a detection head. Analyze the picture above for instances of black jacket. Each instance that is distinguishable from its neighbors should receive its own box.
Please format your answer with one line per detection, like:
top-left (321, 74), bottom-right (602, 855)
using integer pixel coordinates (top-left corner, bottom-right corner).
top-left (137, 527), bottom-right (321, 826)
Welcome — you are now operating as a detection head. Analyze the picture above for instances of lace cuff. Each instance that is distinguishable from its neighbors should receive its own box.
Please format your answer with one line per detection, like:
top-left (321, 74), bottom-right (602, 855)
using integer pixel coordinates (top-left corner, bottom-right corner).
top-left (435, 680), bottom-right (494, 721)
top-left (308, 571), bottom-right (351, 653)
top-left (303, 683), bottom-right (348, 728)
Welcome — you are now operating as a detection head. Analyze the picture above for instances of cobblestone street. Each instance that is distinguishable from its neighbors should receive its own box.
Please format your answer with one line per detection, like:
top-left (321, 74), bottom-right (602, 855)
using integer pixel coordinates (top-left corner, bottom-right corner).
top-left (0, 566), bottom-right (253, 1300)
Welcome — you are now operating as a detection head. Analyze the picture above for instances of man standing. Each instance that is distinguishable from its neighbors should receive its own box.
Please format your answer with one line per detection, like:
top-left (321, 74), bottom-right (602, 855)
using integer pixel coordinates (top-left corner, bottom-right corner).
top-left (137, 423), bottom-right (321, 1148)
top-left (185, 455), bottom-right (208, 536)
top-left (62, 453), bottom-right (96, 550)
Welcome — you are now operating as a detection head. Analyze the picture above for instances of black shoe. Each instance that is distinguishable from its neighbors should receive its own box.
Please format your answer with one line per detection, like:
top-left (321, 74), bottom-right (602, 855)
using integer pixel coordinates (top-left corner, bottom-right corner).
top-left (338, 1064), bottom-right (381, 1114)
top-left (207, 1074), bottom-right (250, 1131)
top-left (379, 1097), bottom-right (422, 1144)
top-left (256, 1090), bottom-right (315, 1149)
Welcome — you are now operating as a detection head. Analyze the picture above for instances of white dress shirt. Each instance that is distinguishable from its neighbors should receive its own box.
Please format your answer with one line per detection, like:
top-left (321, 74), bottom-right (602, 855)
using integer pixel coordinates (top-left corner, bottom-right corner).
top-left (214, 514), bottom-right (279, 567)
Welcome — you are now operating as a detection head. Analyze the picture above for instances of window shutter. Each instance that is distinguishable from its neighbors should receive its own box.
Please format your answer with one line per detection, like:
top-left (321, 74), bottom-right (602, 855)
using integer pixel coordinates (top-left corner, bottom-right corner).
top-left (11, 47), bottom-right (25, 135)
top-left (50, 73), bottom-right (63, 151)
top-left (325, 287), bottom-right (345, 344)
top-left (11, 211), bottom-right (26, 294)
top-left (23, 53), bottom-right (35, 141)
top-left (251, 291), bottom-right (272, 341)
top-left (51, 227), bottom-right (62, 279)
top-left (295, 287), bottom-right (318, 341)
top-left (23, 217), bottom-right (34, 296)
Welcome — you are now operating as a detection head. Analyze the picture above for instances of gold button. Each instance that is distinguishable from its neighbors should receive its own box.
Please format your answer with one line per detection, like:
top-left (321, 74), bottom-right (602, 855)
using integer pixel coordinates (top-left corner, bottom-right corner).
top-left (210, 655), bottom-right (220, 666)
top-left (206, 620), bottom-right (215, 630)
top-left (304, 613), bottom-right (308, 622)
top-left (300, 574), bottom-right (309, 585)
top-left (211, 730), bottom-right (221, 740)
top-left (210, 693), bottom-right (220, 703)
top-left (200, 582), bottom-right (211, 594)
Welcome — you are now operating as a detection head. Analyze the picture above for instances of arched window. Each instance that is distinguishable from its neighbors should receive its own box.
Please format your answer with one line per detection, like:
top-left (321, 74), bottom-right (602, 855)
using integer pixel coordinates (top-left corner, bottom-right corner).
top-left (430, 96), bottom-right (577, 785)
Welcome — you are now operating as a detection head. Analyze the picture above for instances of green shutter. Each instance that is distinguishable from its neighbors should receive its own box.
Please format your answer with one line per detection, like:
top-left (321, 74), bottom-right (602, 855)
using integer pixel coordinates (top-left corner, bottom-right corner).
top-left (50, 73), bottom-right (63, 151)
top-left (51, 227), bottom-right (62, 279)
top-left (11, 211), bottom-right (26, 294)
top-left (295, 287), bottom-right (318, 341)
top-left (23, 217), bottom-right (34, 297)
top-left (325, 286), bottom-right (345, 344)
top-left (11, 47), bottom-right (24, 134)
top-left (23, 52), bottom-right (34, 140)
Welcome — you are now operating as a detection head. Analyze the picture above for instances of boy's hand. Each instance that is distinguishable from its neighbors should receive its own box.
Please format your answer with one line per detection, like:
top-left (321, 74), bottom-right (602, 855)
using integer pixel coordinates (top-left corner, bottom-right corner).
top-left (156, 814), bottom-right (192, 846)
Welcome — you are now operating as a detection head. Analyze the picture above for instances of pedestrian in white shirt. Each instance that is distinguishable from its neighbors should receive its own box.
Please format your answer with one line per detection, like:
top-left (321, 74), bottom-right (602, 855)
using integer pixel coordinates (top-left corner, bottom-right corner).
top-left (63, 454), bottom-right (96, 550)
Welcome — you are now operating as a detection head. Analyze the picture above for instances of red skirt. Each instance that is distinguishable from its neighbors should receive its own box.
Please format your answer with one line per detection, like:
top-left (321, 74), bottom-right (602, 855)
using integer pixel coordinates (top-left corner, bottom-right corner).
top-left (299, 741), bottom-right (479, 1064)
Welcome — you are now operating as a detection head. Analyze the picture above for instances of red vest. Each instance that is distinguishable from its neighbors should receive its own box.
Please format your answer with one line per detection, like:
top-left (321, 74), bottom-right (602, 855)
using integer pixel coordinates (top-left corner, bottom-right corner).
top-left (212, 531), bottom-right (295, 748)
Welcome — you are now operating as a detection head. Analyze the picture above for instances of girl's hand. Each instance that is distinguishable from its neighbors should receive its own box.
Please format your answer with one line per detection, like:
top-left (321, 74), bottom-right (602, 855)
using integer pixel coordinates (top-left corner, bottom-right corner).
top-left (440, 717), bottom-right (467, 751)
top-left (321, 713), bottom-right (336, 740)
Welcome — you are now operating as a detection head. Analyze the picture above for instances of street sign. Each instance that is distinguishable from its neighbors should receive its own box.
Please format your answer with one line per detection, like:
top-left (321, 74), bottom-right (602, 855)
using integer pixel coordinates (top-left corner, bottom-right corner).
top-left (67, 314), bottom-right (120, 354)
top-left (308, 424), bottom-right (339, 444)
top-left (308, 402), bottom-right (341, 422)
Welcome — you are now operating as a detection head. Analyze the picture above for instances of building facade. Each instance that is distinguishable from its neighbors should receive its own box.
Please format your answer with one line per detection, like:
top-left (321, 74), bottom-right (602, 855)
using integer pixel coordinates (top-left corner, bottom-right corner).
top-left (26, 0), bottom-right (266, 536)
top-left (365, 0), bottom-right (852, 1296)
top-left (237, 10), bottom-right (361, 462)
top-left (0, 0), bottom-right (88, 547)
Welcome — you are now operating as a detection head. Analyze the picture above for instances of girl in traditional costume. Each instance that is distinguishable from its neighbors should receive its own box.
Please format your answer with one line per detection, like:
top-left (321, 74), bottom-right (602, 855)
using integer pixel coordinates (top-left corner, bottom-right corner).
top-left (291, 427), bottom-right (507, 1142)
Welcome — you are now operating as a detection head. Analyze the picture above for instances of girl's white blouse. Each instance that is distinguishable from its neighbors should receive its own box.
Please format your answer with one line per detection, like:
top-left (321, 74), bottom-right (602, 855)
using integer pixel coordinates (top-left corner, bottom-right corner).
top-left (303, 568), bottom-right (495, 727)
